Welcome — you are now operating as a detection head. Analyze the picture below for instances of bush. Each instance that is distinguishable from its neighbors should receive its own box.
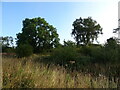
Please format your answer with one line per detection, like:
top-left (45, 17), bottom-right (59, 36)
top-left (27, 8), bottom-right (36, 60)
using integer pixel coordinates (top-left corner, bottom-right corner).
top-left (103, 38), bottom-right (119, 63)
top-left (103, 47), bottom-right (119, 63)
top-left (88, 46), bottom-right (104, 63)
top-left (6, 47), bottom-right (15, 53)
top-left (79, 46), bottom-right (92, 56)
top-left (50, 47), bottom-right (79, 66)
top-left (50, 46), bottom-right (93, 71)
top-left (16, 44), bottom-right (33, 58)
top-left (118, 45), bottom-right (120, 60)
top-left (79, 46), bottom-right (106, 63)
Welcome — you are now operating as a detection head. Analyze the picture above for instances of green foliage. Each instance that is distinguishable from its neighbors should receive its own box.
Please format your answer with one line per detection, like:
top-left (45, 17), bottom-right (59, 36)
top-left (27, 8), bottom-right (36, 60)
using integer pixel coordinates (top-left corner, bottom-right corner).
top-left (103, 38), bottom-right (119, 63)
top-left (79, 46), bottom-right (106, 63)
top-left (16, 17), bottom-right (60, 53)
top-left (76, 55), bottom-right (91, 67)
top-left (105, 37), bottom-right (118, 49)
top-left (78, 39), bottom-right (120, 64)
top-left (5, 47), bottom-right (15, 53)
top-left (16, 44), bottom-right (33, 58)
top-left (0, 36), bottom-right (14, 53)
top-left (50, 47), bottom-right (79, 66)
top-left (63, 40), bottom-right (76, 47)
top-left (49, 46), bottom-right (92, 70)
top-left (79, 46), bottom-right (92, 56)
top-left (0, 36), bottom-right (13, 47)
top-left (72, 17), bottom-right (103, 45)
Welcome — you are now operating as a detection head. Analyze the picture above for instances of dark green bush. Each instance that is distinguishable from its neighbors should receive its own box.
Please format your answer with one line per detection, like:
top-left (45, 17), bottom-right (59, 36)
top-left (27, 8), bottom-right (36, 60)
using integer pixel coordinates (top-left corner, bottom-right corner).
top-left (50, 47), bottom-right (79, 66)
top-left (50, 46), bottom-right (93, 71)
top-left (16, 44), bottom-right (33, 58)
top-left (88, 46), bottom-right (105, 63)
top-left (79, 46), bottom-right (107, 63)
top-left (79, 46), bottom-right (92, 56)
top-left (103, 47), bottom-right (119, 63)
top-left (103, 38), bottom-right (119, 63)
top-left (118, 45), bottom-right (120, 60)
top-left (6, 47), bottom-right (15, 53)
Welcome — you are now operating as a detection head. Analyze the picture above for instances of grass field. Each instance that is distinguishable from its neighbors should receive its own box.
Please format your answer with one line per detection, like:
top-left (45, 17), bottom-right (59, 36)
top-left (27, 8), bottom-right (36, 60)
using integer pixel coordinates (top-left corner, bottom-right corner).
top-left (2, 54), bottom-right (120, 88)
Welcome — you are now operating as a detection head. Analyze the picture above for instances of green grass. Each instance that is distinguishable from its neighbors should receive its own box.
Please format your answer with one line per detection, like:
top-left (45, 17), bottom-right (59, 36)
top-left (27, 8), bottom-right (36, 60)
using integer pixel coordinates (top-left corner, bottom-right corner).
top-left (2, 55), bottom-right (119, 88)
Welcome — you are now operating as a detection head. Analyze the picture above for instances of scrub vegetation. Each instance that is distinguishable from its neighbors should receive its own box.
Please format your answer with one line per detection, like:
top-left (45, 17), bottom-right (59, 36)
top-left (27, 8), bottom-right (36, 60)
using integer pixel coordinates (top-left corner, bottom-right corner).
top-left (1, 17), bottom-right (120, 88)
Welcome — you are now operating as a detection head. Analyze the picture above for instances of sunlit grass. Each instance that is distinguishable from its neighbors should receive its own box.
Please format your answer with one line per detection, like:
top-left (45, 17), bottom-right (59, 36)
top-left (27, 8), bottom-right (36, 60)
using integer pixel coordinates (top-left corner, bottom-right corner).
top-left (2, 55), bottom-right (119, 88)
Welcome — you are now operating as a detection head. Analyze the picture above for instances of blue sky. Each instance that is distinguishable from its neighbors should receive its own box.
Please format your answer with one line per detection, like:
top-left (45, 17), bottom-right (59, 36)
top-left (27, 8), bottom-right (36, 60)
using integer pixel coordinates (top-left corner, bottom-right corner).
top-left (2, 1), bottom-right (120, 45)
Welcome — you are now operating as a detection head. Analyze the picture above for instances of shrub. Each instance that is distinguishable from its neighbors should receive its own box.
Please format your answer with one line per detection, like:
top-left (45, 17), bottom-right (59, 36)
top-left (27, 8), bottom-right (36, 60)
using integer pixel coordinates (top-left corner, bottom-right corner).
top-left (79, 46), bottom-right (106, 63)
top-left (103, 38), bottom-right (119, 63)
top-left (103, 47), bottom-right (119, 63)
top-left (16, 44), bottom-right (33, 58)
top-left (118, 45), bottom-right (120, 60)
top-left (50, 46), bottom-right (93, 71)
top-left (50, 47), bottom-right (79, 66)
top-left (88, 46), bottom-right (105, 63)
top-left (6, 47), bottom-right (15, 53)
top-left (79, 46), bottom-right (92, 56)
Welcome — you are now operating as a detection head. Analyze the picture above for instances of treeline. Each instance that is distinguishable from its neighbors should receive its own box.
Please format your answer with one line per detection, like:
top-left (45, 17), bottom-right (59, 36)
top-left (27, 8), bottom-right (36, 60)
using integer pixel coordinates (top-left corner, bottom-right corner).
top-left (1, 17), bottom-right (120, 62)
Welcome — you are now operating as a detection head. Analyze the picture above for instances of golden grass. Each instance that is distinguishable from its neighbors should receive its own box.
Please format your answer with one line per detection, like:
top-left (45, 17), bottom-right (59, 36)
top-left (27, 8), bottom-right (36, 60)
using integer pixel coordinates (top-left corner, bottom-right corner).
top-left (2, 55), bottom-right (119, 88)
top-left (0, 54), bottom-right (2, 89)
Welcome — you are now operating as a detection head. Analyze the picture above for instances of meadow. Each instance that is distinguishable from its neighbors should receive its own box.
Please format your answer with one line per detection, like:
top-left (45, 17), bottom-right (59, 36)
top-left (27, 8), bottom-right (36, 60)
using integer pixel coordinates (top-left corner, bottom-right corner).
top-left (2, 50), bottom-right (120, 88)
top-left (2, 16), bottom-right (120, 88)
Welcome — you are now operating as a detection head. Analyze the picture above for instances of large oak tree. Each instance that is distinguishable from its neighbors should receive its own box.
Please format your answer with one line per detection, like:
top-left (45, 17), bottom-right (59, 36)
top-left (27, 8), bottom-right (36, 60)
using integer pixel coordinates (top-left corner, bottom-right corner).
top-left (16, 17), bottom-right (60, 53)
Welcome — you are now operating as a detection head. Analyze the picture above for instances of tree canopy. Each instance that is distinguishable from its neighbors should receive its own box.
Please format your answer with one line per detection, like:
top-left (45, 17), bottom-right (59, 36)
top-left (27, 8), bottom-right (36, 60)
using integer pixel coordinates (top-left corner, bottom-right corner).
top-left (16, 17), bottom-right (60, 53)
top-left (72, 17), bottom-right (103, 45)
top-left (0, 36), bottom-right (14, 53)
top-left (0, 36), bottom-right (13, 47)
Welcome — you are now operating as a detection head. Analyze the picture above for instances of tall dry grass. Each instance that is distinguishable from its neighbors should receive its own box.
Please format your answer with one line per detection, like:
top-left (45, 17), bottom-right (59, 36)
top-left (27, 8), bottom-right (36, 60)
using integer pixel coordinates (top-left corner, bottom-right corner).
top-left (2, 55), bottom-right (119, 88)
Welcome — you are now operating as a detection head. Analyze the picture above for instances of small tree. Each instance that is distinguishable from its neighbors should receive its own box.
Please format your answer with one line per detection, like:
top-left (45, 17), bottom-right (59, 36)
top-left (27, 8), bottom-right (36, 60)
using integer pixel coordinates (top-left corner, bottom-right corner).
top-left (72, 17), bottom-right (103, 46)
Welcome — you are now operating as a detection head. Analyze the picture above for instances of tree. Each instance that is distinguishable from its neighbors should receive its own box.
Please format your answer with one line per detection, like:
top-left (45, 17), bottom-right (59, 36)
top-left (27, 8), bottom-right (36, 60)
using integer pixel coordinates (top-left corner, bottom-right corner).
top-left (0, 36), bottom-right (14, 53)
top-left (63, 40), bottom-right (76, 47)
top-left (0, 36), bottom-right (13, 47)
top-left (16, 17), bottom-right (60, 53)
top-left (72, 17), bottom-right (103, 45)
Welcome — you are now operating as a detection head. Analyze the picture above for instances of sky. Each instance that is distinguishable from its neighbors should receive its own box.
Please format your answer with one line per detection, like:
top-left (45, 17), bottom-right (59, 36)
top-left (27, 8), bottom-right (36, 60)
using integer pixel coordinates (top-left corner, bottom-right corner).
top-left (1, 0), bottom-right (120, 45)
